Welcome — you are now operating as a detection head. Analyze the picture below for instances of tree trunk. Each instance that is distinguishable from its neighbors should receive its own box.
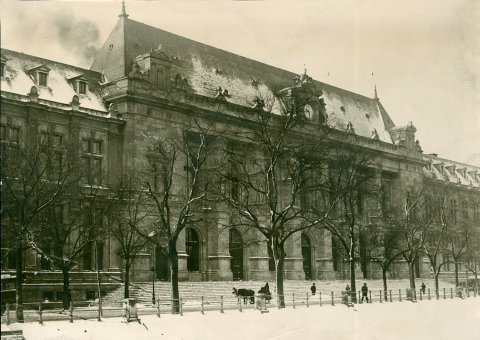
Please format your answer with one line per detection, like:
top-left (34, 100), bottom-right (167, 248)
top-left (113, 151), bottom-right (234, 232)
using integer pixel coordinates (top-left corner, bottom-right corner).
top-left (61, 267), bottom-right (71, 310)
top-left (434, 272), bottom-right (440, 298)
top-left (454, 261), bottom-right (459, 287)
top-left (124, 260), bottom-right (130, 298)
top-left (275, 256), bottom-right (286, 308)
top-left (15, 245), bottom-right (24, 323)
top-left (408, 261), bottom-right (416, 289)
top-left (349, 232), bottom-right (357, 303)
top-left (382, 266), bottom-right (388, 301)
top-left (169, 239), bottom-right (180, 314)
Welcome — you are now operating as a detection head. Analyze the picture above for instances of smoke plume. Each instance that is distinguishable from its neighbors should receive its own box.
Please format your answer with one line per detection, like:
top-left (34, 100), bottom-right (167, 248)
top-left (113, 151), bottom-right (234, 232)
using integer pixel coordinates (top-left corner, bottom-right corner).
top-left (53, 12), bottom-right (101, 65)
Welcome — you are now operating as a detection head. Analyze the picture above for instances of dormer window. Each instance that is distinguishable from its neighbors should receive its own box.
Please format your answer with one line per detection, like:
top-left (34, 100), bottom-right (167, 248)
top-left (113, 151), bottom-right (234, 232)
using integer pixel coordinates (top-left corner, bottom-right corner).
top-left (38, 72), bottom-right (48, 87)
top-left (1, 56), bottom-right (7, 78)
top-left (67, 74), bottom-right (88, 95)
top-left (78, 81), bottom-right (87, 95)
top-left (27, 65), bottom-right (50, 87)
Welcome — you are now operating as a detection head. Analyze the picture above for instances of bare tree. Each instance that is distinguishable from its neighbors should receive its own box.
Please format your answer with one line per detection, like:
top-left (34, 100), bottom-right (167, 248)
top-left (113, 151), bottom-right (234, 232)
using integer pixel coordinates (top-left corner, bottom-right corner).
top-left (213, 80), bottom-right (348, 307)
top-left (364, 221), bottom-right (403, 301)
top-left (321, 148), bottom-right (378, 303)
top-left (382, 189), bottom-right (434, 290)
top-left (1, 131), bottom-right (83, 319)
top-left (106, 170), bottom-right (152, 298)
top-left (144, 123), bottom-right (214, 313)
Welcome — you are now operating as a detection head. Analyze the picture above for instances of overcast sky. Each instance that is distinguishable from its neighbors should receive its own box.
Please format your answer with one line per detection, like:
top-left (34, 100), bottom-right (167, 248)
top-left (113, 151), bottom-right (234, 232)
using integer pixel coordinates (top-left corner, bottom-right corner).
top-left (1, 0), bottom-right (479, 165)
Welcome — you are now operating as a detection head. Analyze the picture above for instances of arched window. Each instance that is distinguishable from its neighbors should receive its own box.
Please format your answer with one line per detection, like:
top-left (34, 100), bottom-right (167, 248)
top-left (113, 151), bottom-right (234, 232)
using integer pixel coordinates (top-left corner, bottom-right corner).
top-left (229, 229), bottom-right (244, 280)
top-left (301, 233), bottom-right (312, 280)
top-left (186, 228), bottom-right (200, 272)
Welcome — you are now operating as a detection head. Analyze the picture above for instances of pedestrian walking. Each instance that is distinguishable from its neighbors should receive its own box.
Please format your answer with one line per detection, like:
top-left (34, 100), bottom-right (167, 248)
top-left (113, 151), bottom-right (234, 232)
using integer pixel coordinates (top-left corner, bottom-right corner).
top-left (361, 283), bottom-right (369, 303)
top-left (310, 283), bottom-right (316, 295)
top-left (421, 282), bottom-right (426, 294)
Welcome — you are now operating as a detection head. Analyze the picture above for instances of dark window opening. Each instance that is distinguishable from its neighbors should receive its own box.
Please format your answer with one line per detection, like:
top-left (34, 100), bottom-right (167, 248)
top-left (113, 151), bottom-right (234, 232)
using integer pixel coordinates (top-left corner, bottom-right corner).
top-left (229, 229), bottom-right (243, 281)
top-left (83, 241), bottom-right (93, 270)
top-left (186, 228), bottom-right (200, 272)
top-left (38, 72), bottom-right (48, 87)
top-left (301, 233), bottom-right (312, 280)
top-left (43, 291), bottom-right (54, 301)
top-left (96, 241), bottom-right (104, 271)
top-left (78, 81), bottom-right (87, 95)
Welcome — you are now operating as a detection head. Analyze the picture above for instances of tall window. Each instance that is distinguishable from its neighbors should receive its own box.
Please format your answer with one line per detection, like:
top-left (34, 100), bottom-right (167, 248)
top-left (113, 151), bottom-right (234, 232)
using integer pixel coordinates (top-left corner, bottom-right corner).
top-left (156, 68), bottom-right (165, 90)
top-left (38, 72), bottom-right (48, 87)
top-left (96, 241), bottom-right (104, 271)
top-left (186, 228), bottom-right (200, 271)
top-left (78, 81), bottom-right (87, 95)
top-left (82, 138), bottom-right (103, 185)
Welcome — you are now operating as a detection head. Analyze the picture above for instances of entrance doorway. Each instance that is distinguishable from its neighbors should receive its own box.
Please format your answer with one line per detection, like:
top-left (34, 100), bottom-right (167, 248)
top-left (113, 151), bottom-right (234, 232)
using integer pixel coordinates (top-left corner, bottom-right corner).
top-left (155, 246), bottom-right (169, 281)
top-left (229, 229), bottom-right (244, 281)
top-left (301, 233), bottom-right (312, 280)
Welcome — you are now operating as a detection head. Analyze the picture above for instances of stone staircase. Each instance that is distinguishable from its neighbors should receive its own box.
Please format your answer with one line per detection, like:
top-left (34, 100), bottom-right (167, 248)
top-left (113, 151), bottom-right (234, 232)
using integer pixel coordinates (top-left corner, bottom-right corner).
top-left (102, 278), bottom-right (456, 307)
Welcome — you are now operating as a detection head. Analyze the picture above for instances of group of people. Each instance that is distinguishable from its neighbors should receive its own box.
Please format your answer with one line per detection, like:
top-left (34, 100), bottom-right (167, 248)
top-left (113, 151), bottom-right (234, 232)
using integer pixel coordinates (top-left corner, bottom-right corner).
top-left (310, 282), bottom-right (370, 303)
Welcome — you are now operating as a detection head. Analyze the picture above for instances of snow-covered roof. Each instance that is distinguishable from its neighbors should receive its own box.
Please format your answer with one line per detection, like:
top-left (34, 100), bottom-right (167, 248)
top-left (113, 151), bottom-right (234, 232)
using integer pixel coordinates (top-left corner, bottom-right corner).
top-left (1, 49), bottom-right (107, 113)
top-left (91, 17), bottom-right (395, 142)
top-left (423, 154), bottom-right (480, 188)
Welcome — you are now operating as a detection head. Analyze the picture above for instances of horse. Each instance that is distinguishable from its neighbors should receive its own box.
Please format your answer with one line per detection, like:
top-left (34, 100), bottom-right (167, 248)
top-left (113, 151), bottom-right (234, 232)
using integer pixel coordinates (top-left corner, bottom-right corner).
top-left (232, 287), bottom-right (255, 304)
top-left (258, 282), bottom-right (272, 303)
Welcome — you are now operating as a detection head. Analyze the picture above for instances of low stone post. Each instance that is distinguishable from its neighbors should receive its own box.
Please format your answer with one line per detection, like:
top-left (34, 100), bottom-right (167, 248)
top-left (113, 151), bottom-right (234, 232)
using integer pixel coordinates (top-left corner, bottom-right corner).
top-left (389, 290), bottom-right (393, 302)
top-left (319, 292), bottom-right (322, 307)
top-left (450, 288), bottom-right (453, 299)
top-left (292, 293), bottom-right (295, 309)
top-left (379, 290), bottom-right (382, 303)
top-left (69, 301), bottom-right (74, 323)
top-left (443, 288), bottom-right (446, 299)
top-left (369, 291), bottom-right (372, 303)
top-left (306, 293), bottom-right (309, 307)
top-left (220, 296), bottom-right (224, 313)
top-left (419, 290), bottom-right (423, 301)
top-left (179, 298), bottom-right (183, 316)
top-left (156, 299), bottom-right (160, 318)
top-left (331, 291), bottom-right (334, 306)
top-left (239, 297), bottom-right (243, 312)
top-left (428, 288), bottom-right (431, 300)
top-left (201, 296), bottom-right (204, 315)
top-left (358, 291), bottom-right (361, 304)
top-left (399, 289), bottom-right (402, 302)
top-left (39, 303), bottom-right (43, 325)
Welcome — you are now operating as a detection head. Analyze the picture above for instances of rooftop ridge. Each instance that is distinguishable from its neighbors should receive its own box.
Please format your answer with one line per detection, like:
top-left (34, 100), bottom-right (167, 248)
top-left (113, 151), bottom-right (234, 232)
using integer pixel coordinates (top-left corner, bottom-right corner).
top-left (124, 18), bottom-right (380, 104)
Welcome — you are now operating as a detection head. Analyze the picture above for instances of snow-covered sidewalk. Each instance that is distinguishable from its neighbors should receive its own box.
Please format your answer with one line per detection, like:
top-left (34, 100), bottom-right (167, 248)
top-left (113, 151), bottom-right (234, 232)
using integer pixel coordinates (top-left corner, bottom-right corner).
top-left (7, 298), bottom-right (480, 340)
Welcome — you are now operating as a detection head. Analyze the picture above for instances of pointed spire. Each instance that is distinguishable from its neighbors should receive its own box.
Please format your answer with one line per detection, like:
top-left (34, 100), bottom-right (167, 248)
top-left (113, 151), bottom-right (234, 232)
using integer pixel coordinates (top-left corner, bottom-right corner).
top-left (374, 84), bottom-right (379, 100)
top-left (119, 0), bottom-right (129, 18)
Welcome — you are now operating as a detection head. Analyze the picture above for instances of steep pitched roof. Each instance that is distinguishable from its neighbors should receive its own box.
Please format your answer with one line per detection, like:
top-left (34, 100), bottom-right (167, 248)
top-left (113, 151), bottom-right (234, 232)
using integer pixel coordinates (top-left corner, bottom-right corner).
top-left (90, 17), bottom-right (395, 142)
top-left (1, 49), bottom-right (106, 112)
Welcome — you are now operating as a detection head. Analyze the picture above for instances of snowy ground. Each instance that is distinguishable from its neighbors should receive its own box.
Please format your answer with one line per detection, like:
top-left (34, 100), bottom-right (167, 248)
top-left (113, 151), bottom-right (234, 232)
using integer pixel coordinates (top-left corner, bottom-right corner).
top-left (6, 298), bottom-right (480, 340)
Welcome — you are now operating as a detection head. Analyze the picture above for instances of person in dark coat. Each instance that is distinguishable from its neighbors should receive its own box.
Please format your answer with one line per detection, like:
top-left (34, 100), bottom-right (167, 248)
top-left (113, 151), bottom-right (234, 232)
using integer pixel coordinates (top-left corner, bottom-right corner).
top-left (310, 283), bottom-right (316, 295)
top-left (421, 282), bottom-right (426, 294)
top-left (361, 283), bottom-right (369, 303)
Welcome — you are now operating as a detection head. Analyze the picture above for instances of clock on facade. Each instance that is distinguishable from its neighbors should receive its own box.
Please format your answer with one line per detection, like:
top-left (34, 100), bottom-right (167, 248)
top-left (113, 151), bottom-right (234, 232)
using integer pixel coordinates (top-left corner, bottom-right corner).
top-left (303, 104), bottom-right (313, 119)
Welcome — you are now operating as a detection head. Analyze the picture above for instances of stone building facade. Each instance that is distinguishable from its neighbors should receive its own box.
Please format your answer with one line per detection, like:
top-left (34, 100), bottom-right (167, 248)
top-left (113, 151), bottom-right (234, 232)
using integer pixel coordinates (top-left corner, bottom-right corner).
top-left (1, 8), bottom-right (479, 302)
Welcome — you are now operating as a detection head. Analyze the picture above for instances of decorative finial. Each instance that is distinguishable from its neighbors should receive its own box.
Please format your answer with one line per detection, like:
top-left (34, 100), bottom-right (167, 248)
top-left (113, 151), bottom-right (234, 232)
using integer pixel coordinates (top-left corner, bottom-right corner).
top-left (374, 84), bottom-right (379, 100)
top-left (119, 0), bottom-right (129, 18)
top-left (304, 64), bottom-right (307, 75)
